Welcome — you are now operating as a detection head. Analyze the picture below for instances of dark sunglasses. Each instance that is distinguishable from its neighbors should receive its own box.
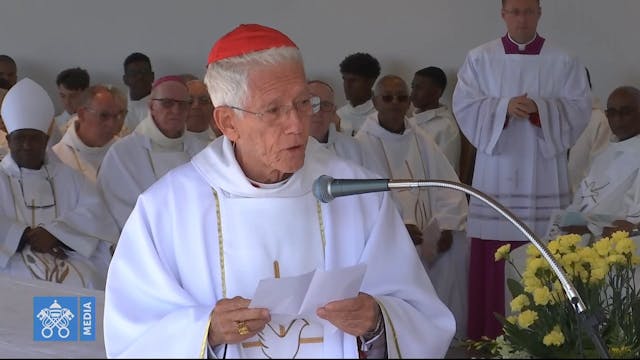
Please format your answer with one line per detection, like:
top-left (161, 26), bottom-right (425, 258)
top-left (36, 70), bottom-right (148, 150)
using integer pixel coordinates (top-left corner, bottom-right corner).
top-left (380, 95), bottom-right (409, 103)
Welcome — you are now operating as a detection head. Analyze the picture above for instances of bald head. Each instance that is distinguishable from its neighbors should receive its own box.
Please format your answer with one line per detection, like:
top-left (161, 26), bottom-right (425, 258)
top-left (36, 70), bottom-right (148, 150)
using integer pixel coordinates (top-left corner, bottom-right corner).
top-left (148, 79), bottom-right (191, 138)
top-left (373, 75), bottom-right (407, 96)
top-left (372, 75), bottom-right (410, 134)
top-left (606, 86), bottom-right (640, 141)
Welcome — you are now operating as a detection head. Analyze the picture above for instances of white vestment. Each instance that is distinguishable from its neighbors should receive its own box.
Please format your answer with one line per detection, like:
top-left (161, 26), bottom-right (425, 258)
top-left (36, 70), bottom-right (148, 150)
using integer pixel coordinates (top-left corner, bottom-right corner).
top-left (97, 116), bottom-right (208, 231)
top-left (452, 37), bottom-right (591, 240)
top-left (0, 155), bottom-right (118, 289)
top-left (337, 100), bottom-right (376, 136)
top-left (314, 123), bottom-right (365, 166)
top-left (186, 128), bottom-right (217, 143)
top-left (104, 136), bottom-right (456, 358)
top-left (122, 94), bottom-right (150, 135)
top-left (409, 105), bottom-right (462, 175)
top-left (565, 134), bottom-right (640, 233)
top-left (355, 116), bottom-right (469, 339)
top-left (51, 118), bottom-right (117, 183)
top-left (53, 110), bottom-right (72, 133)
top-left (568, 97), bottom-right (612, 194)
top-left (46, 120), bottom-right (63, 151)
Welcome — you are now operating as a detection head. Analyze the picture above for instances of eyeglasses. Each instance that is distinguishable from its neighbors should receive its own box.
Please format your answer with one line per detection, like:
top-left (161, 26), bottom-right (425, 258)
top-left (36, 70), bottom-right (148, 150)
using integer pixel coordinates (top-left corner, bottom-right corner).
top-left (190, 95), bottom-right (212, 106)
top-left (151, 98), bottom-right (193, 111)
top-left (503, 8), bottom-right (539, 17)
top-left (379, 94), bottom-right (410, 103)
top-left (229, 96), bottom-right (320, 123)
top-left (314, 100), bottom-right (336, 113)
top-left (18, 168), bottom-right (56, 210)
top-left (605, 107), bottom-right (638, 118)
top-left (86, 108), bottom-right (127, 121)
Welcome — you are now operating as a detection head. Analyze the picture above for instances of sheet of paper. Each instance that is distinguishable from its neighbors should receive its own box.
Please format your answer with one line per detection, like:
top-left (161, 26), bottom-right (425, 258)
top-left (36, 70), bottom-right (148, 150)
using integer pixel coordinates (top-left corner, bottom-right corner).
top-left (248, 264), bottom-right (367, 317)
top-left (298, 263), bottom-right (367, 316)
top-left (249, 269), bottom-right (315, 314)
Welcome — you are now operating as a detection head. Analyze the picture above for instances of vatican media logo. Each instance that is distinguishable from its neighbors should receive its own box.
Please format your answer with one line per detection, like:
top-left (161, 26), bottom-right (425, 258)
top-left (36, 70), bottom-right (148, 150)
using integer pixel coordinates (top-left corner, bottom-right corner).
top-left (33, 296), bottom-right (96, 342)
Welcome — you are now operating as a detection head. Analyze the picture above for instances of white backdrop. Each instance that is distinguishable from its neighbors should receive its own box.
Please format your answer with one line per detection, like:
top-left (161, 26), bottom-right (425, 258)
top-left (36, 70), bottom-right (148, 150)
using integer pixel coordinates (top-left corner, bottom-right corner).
top-left (1, 0), bottom-right (638, 114)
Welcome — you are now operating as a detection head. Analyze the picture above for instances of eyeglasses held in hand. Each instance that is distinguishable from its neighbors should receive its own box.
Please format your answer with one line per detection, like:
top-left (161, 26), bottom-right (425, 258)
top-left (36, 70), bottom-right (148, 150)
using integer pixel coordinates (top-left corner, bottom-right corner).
top-left (228, 96), bottom-right (320, 123)
top-left (18, 168), bottom-right (56, 210)
top-left (379, 95), bottom-right (409, 103)
top-left (151, 98), bottom-right (193, 110)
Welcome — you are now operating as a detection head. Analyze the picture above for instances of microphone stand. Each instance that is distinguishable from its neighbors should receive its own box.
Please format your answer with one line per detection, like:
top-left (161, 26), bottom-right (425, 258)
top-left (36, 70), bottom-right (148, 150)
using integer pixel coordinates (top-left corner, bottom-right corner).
top-left (387, 179), bottom-right (610, 358)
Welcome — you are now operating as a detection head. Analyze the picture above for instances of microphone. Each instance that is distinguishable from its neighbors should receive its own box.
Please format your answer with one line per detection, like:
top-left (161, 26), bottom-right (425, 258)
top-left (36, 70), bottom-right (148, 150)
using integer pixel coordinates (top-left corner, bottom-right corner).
top-left (312, 175), bottom-right (609, 358)
top-left (312, 175), bottom-right (389, 203)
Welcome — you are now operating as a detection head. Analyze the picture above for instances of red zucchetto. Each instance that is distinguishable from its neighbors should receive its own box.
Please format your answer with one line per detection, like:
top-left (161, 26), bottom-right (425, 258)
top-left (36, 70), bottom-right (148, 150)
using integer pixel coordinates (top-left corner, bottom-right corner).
top-left (207, 24), bottom-right (297, 65)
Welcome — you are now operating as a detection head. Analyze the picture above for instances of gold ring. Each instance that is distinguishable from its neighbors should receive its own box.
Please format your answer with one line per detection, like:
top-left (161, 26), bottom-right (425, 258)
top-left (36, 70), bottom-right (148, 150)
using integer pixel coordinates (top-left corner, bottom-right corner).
top-left (236, 321), bottom-right (249, 335)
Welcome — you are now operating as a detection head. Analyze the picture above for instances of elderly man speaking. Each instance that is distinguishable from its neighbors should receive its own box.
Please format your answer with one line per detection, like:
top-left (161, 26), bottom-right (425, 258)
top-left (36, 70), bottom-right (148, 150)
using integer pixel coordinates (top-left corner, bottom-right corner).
top-left (103, 24), bottom-right (455, 358)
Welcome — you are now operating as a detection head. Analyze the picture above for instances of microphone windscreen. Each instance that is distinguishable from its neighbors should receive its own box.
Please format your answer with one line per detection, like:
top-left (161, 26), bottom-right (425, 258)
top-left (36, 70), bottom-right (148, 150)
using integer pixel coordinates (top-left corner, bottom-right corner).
top-left (312, 175), bottom-right (334, 203)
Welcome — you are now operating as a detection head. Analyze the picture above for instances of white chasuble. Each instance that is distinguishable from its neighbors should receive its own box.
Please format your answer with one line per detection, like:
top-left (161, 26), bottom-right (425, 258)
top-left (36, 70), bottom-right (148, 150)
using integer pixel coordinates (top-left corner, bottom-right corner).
top-left (0, 157), bottom-right (115, 289)
top-left (216, 193), bottom-right (326, 358)
top-left (567, 135), bottom-right (640, 223)
top-left (104, 136), bottom-right (456, 359)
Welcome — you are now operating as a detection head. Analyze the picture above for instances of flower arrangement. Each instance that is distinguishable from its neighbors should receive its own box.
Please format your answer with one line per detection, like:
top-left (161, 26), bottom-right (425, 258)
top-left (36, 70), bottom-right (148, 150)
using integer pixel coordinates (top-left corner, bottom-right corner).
top-left (467, 231), bottom-right (640, 358)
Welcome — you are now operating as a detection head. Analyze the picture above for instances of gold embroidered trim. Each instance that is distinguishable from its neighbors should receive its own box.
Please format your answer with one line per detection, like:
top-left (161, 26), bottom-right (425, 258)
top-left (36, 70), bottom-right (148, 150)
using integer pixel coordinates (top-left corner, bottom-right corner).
top-left (377, 301), bottom-right (402, 358)
top-left (200, 313), bottom-right (213, 358)
top-left (212, 189), bottom-right (227, 298)
top-left (316, 201), bottom-right (326, 256)
top-left (241, 337), bottom-right (324, 349)
top-left (67, 144), bottom-right (85, 175)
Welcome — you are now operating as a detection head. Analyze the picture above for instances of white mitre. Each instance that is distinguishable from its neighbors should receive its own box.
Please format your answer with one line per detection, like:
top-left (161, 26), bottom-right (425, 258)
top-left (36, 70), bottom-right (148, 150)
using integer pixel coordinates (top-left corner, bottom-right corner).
top-left (1, 78), bottom-right (54, 134)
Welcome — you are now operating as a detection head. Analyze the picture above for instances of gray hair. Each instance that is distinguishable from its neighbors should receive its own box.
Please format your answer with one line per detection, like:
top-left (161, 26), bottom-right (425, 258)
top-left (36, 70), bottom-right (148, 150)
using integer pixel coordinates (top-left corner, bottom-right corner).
top-left (204, 46), bottom-right (302, 109)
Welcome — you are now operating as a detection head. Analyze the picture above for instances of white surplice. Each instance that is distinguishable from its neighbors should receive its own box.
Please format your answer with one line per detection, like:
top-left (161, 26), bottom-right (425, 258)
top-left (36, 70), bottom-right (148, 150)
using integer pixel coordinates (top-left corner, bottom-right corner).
top-left (566, 134), bottom-right (640, 232)
top-left (103, 136), bottom-right (456, 358)
top-left (409, 105), bottom-right (462, 175)
top-left (568, 97), bottom-right (612, 194)
top-left (313, 123), bottom-right (365, 166)
top-left (53, 110), bottom-right (72, 133)
top-left (337, 99), bottom-right (377, 137)
top-left (452, 38), bottom-right (592, 240)
top-left (51, 118), bottom-right (118, 183)
top-left (122, 94), bottom-right (150, 135)
top-left (97, 116), bottom-right (208, 232)
top-left (355, 115), bottom-right (469, 339)
top-left (0, 155), bottom-right (118, 289)
top-left (186, 128), bottom-right (217, 143)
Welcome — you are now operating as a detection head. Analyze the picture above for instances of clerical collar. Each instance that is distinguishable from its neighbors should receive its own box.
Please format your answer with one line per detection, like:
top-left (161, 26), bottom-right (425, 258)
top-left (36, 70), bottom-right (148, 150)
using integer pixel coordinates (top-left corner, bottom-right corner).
top-left (501, 33), bottom-right (545, 55)
top-left (135, 115), bottom-right (185, 150)
top-left (248, 176), bottom-right (290, 189)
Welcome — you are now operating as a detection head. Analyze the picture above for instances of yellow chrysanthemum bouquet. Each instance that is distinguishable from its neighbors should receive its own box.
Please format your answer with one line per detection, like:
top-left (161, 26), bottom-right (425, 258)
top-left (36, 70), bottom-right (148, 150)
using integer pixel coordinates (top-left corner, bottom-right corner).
top-left (471, 231), bottom-right (640, 358)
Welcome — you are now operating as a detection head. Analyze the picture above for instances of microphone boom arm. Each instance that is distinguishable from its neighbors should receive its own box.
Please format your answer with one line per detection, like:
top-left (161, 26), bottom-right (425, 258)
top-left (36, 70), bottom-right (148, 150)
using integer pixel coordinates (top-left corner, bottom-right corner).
top-left (388, 179), bottom-right (609, 358)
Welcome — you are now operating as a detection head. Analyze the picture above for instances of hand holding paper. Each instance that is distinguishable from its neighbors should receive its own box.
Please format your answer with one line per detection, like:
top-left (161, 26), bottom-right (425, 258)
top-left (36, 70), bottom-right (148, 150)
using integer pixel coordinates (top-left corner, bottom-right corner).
top-left (248, 263), bottom-right (367, 317)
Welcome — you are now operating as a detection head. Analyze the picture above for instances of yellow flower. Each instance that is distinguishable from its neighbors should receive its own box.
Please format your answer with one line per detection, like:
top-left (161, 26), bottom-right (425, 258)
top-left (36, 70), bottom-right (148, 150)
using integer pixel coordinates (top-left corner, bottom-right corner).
top-left (542, 325), bottom-right (565, 346)
top-left (510, 294), bottom-right (530, 312)
top-left (593, 237), bottom-right (611, 256)
top-left (614, 236), bottom-right (636, 255)
top-left (523, 274), bottom-right (543, 293)
top-left (607, 254), bottom-right (627, 265)
top-left (495, 244), bottom-right (511, 261)
top-left (517, 310), bottom-right (538, 328)
top-left (533, 286), bottom-right (552, 306)
top-left (506, 316), bottom-right (517, 324)
top-left (526, 244), bottom-right (541, 257)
